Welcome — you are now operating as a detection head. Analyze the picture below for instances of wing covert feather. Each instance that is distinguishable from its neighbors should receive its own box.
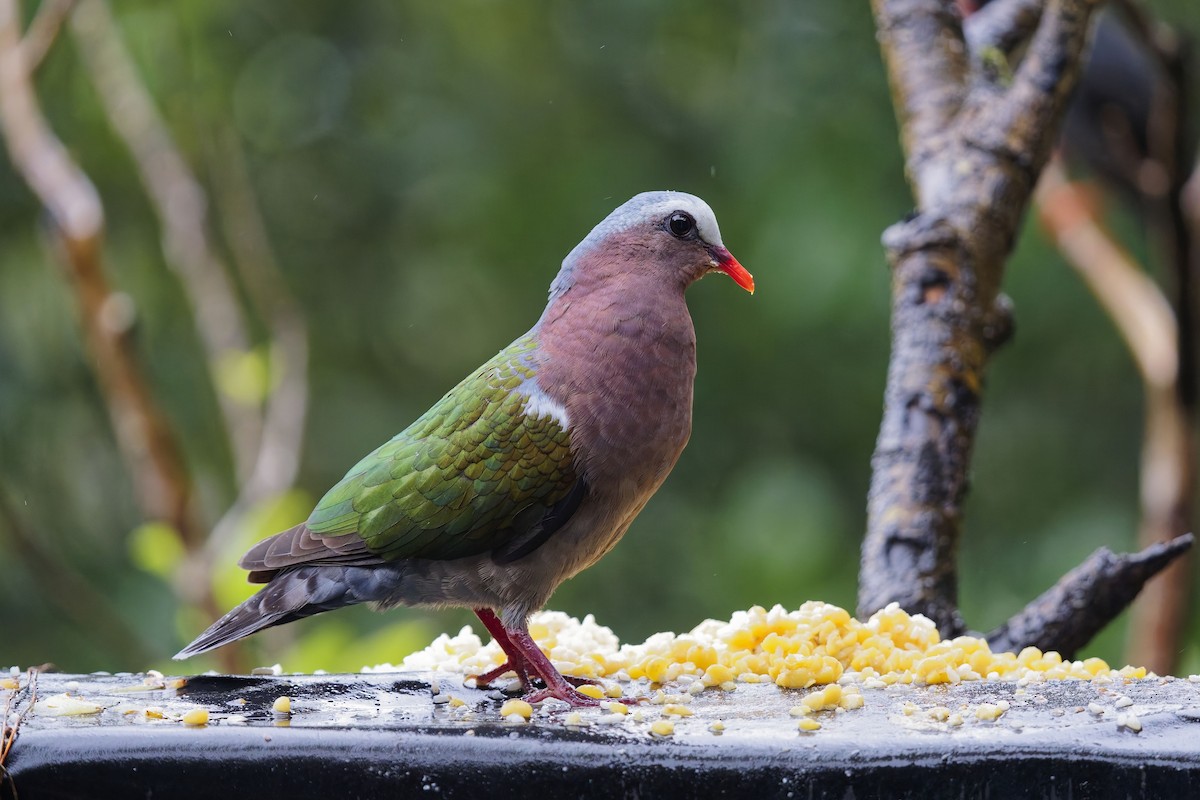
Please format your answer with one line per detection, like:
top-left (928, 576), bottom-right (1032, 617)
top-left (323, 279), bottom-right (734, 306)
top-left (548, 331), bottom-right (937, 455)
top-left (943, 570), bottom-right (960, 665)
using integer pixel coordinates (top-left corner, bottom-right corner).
top-left (305, 336), bottom-right (579, 562)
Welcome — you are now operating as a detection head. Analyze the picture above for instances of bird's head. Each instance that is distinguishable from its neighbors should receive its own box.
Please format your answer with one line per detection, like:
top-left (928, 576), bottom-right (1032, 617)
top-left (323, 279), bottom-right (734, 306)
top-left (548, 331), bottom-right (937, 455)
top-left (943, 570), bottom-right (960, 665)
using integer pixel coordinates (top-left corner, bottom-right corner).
top-left (549, 191), bottom-right (754, 302)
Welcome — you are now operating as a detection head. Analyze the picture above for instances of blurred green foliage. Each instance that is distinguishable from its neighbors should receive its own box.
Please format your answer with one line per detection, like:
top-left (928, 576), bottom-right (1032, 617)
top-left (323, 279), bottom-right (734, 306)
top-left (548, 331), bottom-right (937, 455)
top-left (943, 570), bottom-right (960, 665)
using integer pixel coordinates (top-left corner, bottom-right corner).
top-left (0, 0), bottom-right (1196, 675)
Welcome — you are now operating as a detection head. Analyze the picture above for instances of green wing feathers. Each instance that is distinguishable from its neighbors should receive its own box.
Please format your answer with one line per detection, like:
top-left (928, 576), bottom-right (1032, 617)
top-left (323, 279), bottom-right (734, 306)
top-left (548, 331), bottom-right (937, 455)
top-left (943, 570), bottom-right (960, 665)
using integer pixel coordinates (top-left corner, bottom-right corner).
top-left (306, 337), bottom-right (578, 561)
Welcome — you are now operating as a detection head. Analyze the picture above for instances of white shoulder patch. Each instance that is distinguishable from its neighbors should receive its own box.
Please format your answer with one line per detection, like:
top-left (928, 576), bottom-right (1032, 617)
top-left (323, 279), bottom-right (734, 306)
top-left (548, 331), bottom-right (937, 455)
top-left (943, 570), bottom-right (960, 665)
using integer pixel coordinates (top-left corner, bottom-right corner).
top-left (522, 387), bottom-right (571, 429)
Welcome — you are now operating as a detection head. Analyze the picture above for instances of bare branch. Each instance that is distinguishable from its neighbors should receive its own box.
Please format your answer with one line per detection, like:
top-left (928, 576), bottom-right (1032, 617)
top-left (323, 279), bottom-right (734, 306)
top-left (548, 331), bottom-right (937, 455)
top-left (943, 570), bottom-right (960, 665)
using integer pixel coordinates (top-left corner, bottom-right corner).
top-left (963, 0), bottom-right (1043, 60)
top-left (871, 0), bottom-right (969, 205)
top-left (1, 668), bottom-right (37, 790)
top-left (1037, 156), bottom-right (1194, 674)
top-left (861, 0), bottom-right (1103, 636)
top-left (0, 0), bottom-right (239, 669)
top-left (1037, 159), bottom-right (1177, 388)
top-left (970, 0), bottom-right (1100, 173)
top-left (19, 0), bottom-right (73, 71)
top-left (0, 0), bottom-right (195, 544)
top-left (69, 0), bottom-right (261, 482)
top-left (0, 0), bottom-right (99, 241)
top-left (985, 534), bottom-right (1194, 658)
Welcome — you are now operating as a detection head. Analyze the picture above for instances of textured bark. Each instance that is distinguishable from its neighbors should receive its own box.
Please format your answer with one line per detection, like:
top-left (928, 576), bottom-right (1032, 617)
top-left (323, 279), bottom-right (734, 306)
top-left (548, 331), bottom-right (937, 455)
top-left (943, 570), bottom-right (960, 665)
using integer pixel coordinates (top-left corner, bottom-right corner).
top-left (861, 0), bottom-right (1102, 635)
top-left (863, 0), bottom-right (1195, 660)
top-left (986, 534), bottom-right (1194, 658)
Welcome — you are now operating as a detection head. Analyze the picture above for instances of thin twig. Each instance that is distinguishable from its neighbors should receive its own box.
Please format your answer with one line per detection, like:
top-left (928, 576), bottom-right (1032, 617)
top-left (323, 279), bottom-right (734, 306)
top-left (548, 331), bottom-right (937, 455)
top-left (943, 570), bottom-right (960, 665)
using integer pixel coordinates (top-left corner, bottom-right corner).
top-left (1037, 156), bottom-right (1193, 671)
top-left (18, 0), bottom-right (72, 71)
top-left (69, 0), bottom-right (261, 482)
top-left (1, 668), bottom-right (38, 797)
top-left (0, 0), bottom-right (241, 669)
top-left (0, 0), bottom-right (197, 545)
top-left (1066, 2), bottom-right (1195, 673)
top-left (1037, 158), bottom-right (1178, 388)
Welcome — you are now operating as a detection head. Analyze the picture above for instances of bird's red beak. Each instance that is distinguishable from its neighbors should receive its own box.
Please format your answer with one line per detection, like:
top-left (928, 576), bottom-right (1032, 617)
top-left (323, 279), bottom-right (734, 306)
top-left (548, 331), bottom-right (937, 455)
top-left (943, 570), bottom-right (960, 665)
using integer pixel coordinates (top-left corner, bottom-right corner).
top-left (713, 247), bottom-right (754, 294)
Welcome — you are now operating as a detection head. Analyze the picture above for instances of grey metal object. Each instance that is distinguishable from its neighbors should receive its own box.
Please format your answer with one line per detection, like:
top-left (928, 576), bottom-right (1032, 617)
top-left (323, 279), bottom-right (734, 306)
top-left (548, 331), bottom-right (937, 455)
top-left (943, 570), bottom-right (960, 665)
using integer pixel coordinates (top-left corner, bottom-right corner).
top-left (5, 671), bottom-right (1200, 798)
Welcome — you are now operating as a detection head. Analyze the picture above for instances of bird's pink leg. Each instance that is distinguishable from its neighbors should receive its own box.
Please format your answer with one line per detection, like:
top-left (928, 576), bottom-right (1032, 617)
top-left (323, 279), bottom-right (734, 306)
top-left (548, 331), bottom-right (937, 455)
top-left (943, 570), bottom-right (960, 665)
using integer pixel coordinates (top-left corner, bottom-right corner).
top-left (470, 609), bottom-right (626, 706)
top-left (470, 608), bottom-right (535, 688)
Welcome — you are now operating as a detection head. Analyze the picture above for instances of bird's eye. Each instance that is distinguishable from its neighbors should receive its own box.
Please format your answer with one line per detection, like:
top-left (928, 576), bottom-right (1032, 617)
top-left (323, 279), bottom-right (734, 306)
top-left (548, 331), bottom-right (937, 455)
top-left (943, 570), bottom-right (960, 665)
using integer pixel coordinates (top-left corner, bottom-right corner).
top-left (667, 212), bottom-right (696, 239)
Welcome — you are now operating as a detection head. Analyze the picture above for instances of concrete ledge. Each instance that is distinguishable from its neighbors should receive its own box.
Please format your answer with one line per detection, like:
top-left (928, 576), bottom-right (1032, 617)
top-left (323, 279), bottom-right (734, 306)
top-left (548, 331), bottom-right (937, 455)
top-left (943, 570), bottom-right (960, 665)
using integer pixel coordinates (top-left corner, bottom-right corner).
top-left (5, 672), bottom-right (1200, 798)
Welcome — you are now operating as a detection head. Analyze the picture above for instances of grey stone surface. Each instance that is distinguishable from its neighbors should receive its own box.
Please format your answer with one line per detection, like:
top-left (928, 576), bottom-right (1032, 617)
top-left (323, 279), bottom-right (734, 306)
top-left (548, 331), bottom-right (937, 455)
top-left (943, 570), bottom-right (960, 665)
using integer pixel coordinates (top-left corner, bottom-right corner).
top-left (4, 671), bottom-right (1200, 798)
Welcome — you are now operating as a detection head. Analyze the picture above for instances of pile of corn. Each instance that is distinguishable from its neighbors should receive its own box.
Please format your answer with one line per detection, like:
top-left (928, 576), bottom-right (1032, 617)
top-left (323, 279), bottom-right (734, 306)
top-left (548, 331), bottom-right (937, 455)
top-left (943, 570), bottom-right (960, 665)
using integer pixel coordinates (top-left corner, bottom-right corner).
top-left (394, 601), bottom-right (1146, 691)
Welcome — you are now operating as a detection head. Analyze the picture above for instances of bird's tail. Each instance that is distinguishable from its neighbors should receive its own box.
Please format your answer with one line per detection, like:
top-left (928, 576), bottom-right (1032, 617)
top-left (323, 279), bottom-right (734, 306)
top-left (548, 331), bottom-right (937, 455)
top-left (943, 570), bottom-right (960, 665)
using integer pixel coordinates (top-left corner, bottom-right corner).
top-left (174, 566), bottom-right (360, 660)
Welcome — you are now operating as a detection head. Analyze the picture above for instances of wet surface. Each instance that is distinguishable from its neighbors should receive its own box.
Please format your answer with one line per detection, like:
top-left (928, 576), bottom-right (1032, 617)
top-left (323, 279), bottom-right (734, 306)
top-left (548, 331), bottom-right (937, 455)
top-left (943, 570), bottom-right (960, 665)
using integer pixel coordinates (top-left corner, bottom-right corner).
top-left (5, 671), bottom-right (1200, 798)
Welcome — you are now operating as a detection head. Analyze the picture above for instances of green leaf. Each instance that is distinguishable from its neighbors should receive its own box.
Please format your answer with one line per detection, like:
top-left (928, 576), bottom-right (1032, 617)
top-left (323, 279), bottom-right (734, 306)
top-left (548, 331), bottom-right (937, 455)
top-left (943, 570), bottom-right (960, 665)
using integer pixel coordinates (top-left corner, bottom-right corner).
top-left (128, 521), bottom-right (186, 579)
top-left (214, 345), bottom-right (278, 407)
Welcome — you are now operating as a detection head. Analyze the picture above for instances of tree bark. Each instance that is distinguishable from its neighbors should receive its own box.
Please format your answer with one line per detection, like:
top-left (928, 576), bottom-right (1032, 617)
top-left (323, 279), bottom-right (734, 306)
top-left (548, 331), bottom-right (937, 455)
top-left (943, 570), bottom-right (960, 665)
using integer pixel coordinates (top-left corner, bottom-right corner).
top-left (861, 0), bottom-right (1101, 634)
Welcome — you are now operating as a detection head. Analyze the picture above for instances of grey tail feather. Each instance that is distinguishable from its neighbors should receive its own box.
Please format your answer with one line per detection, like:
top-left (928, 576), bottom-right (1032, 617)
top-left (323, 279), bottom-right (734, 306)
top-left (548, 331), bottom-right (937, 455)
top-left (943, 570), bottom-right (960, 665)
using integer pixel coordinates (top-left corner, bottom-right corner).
top-left (173, 566), bottom-right (358, 660)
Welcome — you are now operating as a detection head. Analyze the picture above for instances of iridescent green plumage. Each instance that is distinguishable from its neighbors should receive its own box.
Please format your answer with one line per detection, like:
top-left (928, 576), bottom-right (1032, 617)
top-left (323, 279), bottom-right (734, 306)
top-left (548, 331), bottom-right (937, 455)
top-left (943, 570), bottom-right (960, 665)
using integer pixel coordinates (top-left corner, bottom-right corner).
top-left (305, 335), bottom-right (577, 561)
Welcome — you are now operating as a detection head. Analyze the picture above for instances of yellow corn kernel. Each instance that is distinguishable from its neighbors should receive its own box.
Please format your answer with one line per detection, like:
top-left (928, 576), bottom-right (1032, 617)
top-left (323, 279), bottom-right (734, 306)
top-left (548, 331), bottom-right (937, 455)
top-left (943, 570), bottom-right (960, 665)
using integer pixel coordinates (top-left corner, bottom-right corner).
top-left (700, 662), bottom-right (734, 690)
top-left (649, 720), bottom-right (675, 737)
top-left (775, 670), bottom-right (815, 690)
top-left (726, 628), bottom-right (756, 651)
top-left (272, 696), bottom-right (292, 715)
top-left (805, 684), bottom-right (842, 711)
top-left (662, 704), bottom-right (693, 717)
top-left (576, 684), bottom-right (605, 700)
top-left (181, 709), bottom-right (209, 726)
top-left (605, 684), bottom-right (624, 698)
top-left (0, 678), bottom-right (18, 691)
top-left (449, 697), bottom-right (466, 708)
top-left (602, 701), bottom-right (629, 715)
top-left (499, 699), bottom-right (533, 720)
top-left (974, 703), bottom-right (1005, 721)
top-left (686, 644), bottom-right (718, 670)
top-left (797, 718), bottom-right (821, 732)
top-left (839, 694), bottom-right (865, 711)
top-left (643, 657), bottom-right (671, 684)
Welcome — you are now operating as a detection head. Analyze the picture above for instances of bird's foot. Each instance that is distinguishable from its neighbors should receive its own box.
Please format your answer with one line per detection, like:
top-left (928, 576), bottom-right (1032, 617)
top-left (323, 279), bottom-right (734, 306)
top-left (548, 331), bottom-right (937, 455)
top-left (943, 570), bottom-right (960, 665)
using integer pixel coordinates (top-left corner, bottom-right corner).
top-left (471, 609), bottom-right (643, 707)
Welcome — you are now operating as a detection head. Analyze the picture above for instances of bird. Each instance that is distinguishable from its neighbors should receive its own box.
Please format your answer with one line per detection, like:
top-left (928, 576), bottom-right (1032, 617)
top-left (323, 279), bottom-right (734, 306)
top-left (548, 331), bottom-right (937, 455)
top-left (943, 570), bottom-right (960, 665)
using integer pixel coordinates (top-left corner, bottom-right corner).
top-left (174, 191), bottom-right (754, 707)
